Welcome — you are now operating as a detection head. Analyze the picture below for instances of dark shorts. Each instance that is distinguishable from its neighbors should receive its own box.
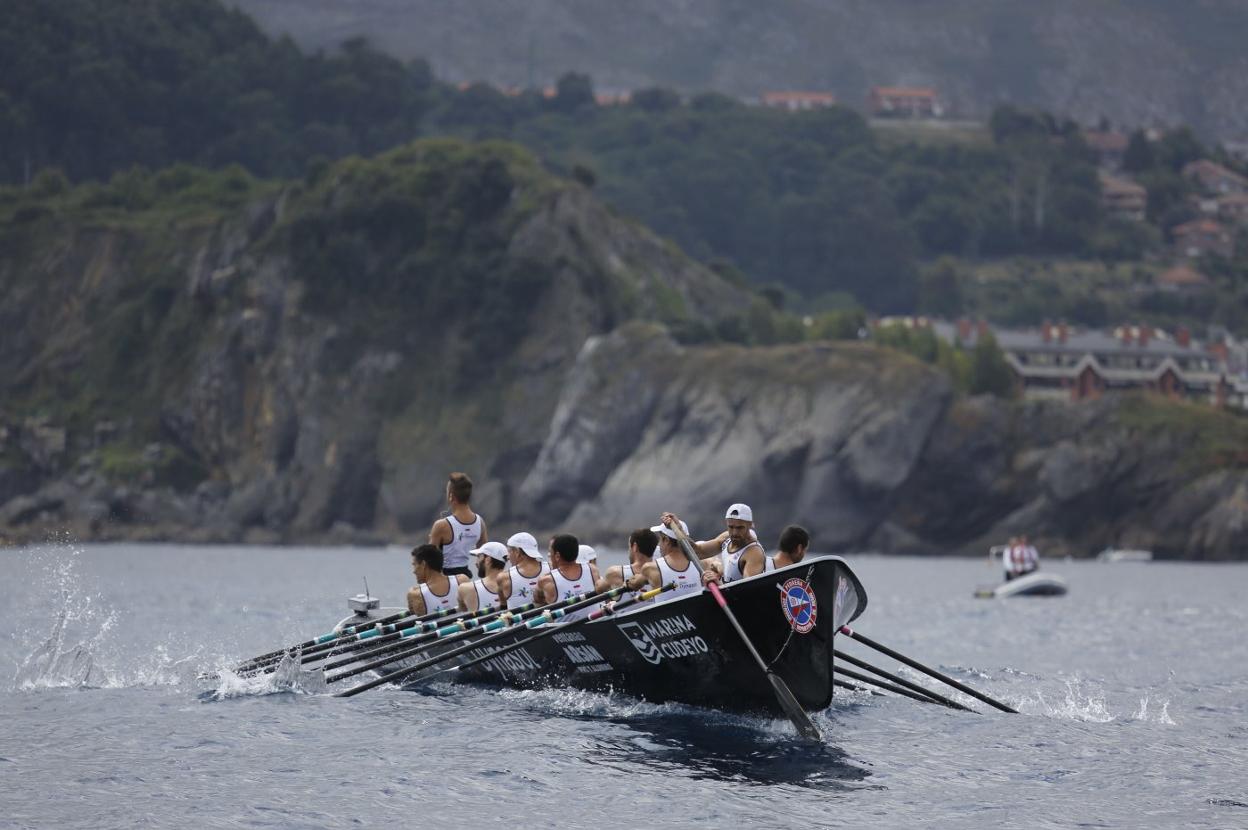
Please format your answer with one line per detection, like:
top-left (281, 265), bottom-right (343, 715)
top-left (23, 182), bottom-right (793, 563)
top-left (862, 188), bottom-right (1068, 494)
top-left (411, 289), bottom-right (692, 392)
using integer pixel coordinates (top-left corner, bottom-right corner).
top-left (444, 566), bottom-right (472, 577)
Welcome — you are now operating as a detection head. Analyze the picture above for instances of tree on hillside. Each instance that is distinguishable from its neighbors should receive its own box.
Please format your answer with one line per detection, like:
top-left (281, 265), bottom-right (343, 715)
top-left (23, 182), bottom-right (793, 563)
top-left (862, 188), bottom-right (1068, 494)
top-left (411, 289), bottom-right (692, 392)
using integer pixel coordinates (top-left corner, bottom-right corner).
top-left (968, 332), bottom-right (1015, 397)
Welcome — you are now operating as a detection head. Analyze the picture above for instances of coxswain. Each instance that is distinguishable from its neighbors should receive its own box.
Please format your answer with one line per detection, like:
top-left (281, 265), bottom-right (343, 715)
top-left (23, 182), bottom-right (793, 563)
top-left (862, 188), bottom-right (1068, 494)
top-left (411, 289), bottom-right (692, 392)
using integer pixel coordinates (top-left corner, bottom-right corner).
top-left (1018, 534), bottom-right (1040, 577)
top-left (641, 517), bottom-right (702, 603)
top-left (495, 531), bottom-right (549, 609)
top-left (428, 472), bottom-right (488, 578)
top-left (537, 534), bottom-right (600, 618)
top-left (663, 503), bottom-right (765, 583)
top-left (458, 541), bottom-right (508, 613)
top-left (407, 544), bottom-right (469, 616)
top-left (597, 528), bottom-right (659, 593)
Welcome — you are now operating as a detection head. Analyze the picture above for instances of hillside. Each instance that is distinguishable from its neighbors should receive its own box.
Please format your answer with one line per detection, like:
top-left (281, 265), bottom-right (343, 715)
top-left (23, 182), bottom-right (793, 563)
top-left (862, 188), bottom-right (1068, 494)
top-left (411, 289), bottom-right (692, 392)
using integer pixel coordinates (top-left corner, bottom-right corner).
top-left (1, 140), bottom-right (1245, 558)
top-left (0, 139), bottom-right (762, 543)
top-left (230, 0), bottom-right (1248, 140)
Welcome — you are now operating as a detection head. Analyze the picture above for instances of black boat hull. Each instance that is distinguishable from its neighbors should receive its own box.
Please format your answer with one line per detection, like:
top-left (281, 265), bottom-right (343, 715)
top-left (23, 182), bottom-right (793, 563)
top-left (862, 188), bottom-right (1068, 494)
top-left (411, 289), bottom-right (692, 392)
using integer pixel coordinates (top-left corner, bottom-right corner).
top-left (388, 556), bottom-right (867, 715)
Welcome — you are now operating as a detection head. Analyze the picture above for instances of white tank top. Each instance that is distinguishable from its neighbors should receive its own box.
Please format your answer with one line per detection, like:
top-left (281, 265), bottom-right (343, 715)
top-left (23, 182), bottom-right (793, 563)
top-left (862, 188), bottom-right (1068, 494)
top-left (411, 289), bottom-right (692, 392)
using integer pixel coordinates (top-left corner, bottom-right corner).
top-left (719, 539), bottom-right (763, 583)
top-left (763, 556), bottom-right (777, 573)
top-left (472, 578), bottom-right (499, 611)
top-left (551, 563), bottom-right (595, 621)
top-left (442, 513), bottom-right (483, 570)
top-left (506, 561), bottom-right (549, 609)
top-left (419, 577), bottom-right (458, 614)
top-left (655, 555), bottom-right (701, 603)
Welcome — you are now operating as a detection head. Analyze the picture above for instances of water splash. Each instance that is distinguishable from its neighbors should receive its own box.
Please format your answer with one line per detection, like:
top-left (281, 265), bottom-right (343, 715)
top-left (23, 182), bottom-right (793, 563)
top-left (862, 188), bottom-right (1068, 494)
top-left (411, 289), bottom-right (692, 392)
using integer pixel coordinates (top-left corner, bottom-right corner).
top-left (202, 651), bottom-right (327, 700)
top-left (1133, 695), bottom-right (1176, 725)
top-left (10, 544), bottom-right (209, 691)
top-left (12, 547), bottom-right (116, 690)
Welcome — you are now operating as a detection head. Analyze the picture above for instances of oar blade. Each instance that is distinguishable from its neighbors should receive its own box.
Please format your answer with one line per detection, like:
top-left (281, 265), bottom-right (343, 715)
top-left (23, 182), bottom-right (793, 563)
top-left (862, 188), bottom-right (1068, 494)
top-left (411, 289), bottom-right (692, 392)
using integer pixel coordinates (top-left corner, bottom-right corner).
top-left (766, 671), bottom-right (821, 740)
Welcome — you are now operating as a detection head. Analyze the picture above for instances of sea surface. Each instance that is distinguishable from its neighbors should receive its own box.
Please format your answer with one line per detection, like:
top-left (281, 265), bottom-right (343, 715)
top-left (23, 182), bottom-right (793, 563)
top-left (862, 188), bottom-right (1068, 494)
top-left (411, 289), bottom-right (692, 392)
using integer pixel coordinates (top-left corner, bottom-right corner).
top-left (1, 543), bottom-right (1246, 829)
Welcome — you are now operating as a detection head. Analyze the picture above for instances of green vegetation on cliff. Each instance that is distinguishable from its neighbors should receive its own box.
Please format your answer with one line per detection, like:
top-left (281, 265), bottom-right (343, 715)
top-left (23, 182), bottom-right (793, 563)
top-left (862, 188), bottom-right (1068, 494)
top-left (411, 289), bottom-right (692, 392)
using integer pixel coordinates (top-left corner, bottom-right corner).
top-left (8, 0), bottom-right (1220, 317)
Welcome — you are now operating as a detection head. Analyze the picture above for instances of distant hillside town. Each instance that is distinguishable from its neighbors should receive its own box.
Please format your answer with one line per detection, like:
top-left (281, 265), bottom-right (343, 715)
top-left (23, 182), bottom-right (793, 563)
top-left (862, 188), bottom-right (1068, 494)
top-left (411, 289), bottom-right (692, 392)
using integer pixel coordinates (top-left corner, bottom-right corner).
top-left (877, 316), bottom-right (1248, 412)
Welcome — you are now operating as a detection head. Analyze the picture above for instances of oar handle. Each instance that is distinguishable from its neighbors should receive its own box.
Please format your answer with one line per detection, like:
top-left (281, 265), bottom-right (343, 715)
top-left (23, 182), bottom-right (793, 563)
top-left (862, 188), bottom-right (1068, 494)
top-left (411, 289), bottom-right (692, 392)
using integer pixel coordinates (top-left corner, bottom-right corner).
top-left (667, 518), bottom-right (821, 740)
top-left (335, 586), bottom-right (628, 695)
top-left (415, 583), bottom-right (676, 683)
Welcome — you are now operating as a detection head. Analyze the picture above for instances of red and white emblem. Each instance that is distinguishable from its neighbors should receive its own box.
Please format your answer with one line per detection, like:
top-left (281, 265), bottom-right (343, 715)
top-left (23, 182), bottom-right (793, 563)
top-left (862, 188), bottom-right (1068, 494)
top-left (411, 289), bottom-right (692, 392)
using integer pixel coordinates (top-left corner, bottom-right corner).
top-left (779, 578), bottom-right (818, 634)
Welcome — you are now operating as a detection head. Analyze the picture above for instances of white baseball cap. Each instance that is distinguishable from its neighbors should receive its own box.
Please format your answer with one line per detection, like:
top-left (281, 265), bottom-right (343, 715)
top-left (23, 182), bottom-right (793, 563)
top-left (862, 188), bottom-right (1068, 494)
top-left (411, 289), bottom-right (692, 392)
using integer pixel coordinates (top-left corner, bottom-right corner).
top-left (506, 532), bottom-right (542, 559)
top-left (725, 503), bottom-right (753, 523)
top-left (650, 519), bottom-right (690, 541)
top-left (470, 541), bottom-right (509, 563)
top-left (577, 544), bottom-right (598, 564)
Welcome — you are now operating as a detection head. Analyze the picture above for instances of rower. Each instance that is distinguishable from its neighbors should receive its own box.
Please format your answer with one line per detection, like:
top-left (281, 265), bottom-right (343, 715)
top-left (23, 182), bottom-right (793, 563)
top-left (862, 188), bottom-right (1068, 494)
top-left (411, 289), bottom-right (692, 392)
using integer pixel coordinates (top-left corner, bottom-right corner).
top-left (537, 534), bottom-right (600, 618)
top-left (496, 531), bottom-right (549, 609)
top-left (664, 503), bottom-right (765, 583)
top-left (769, 525), bottom-right (810, 571)
top-left (428, 472), bottom-right (488, 579)
top-left (597, 528), bottom-right (658, 593)
top-left (458, 541), bottom-right (508, 613)
top-left (407, 544), bottom-right (469, 616)
top-left (641, 517), bottom-right (702, 603)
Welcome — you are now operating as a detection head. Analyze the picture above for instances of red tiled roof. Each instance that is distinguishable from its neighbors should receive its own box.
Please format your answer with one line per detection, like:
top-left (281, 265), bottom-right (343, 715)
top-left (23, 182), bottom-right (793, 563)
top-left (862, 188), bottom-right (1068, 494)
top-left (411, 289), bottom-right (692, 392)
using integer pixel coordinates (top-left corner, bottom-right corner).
top-left (871, 86), bottom-right (938, 99)
top-left (1172, 218), bottom-right (1228, 236)
top-left (762, 91), bottom-right (837, 105)
top-left (1084, 131), bottom-right (1128, 152)
top-left (1156, 265), bottom-right (1210, 286)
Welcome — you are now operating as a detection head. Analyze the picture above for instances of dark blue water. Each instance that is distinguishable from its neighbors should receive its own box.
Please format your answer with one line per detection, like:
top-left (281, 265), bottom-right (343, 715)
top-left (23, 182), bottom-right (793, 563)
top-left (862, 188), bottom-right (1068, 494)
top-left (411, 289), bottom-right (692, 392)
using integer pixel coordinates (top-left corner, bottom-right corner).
top-left (2, 544), bottom-right (1246, 829)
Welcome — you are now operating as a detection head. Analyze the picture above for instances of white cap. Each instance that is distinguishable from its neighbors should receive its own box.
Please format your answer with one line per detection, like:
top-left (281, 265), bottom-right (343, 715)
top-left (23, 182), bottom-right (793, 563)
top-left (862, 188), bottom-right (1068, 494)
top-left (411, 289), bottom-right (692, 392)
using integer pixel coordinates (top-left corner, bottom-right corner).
top-left (470, 541), bottom-right (509, 563)
top-left (650, 519), bottom-right (690, 541)
top-left (506, 532), bottom-right (542, 559)
top-left (725, 503), bottom-right (753, 523)
top-left (577, 544), bottom-right (597, 564)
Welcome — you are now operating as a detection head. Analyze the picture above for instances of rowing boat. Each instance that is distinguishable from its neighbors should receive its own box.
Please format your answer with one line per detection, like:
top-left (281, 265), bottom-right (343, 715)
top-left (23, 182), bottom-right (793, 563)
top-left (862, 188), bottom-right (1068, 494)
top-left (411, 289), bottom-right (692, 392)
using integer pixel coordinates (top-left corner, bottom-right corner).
top-left (334, 555), bottom-right (867, 715)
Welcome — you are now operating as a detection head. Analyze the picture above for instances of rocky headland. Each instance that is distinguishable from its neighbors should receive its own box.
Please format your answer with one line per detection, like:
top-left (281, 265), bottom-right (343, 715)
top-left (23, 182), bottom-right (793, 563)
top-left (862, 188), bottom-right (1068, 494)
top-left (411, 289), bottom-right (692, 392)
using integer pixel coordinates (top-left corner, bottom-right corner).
top-left (1, 140), bottom-right (1244, 559)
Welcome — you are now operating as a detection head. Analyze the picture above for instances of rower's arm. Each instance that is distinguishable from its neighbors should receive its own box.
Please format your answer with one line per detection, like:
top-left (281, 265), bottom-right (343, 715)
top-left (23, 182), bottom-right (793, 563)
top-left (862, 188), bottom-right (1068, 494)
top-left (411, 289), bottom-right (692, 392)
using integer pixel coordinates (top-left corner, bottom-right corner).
top-left (495, 571), bottom-right (512, 607)
top-left (642, 561), bottom-right (661, 591)
top-left (429, 517), bottom-right (452, 547)
top-left (536, 573), bottom-right (556, 605)
top-left (597, 565), bottom-right (623, 593)
top-left (478, 517), bottom-right (489, 544)
top-left (456, 582), bottom-right (475, 613)
top-left (693, 530), bottom-right (728, 558)
top-left (406, 588), bottom-right (427, 616)
top-left (740, 544), bottom-right (767, 578)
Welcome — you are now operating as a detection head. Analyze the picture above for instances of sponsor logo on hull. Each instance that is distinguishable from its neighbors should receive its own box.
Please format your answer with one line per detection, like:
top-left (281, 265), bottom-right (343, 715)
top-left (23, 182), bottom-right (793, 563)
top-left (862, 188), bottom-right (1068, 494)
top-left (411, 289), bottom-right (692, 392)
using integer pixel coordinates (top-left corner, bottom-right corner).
top-left (779, 578), bottom-right (818, 634)
top-left (618, 614), bottom-right (709, 664)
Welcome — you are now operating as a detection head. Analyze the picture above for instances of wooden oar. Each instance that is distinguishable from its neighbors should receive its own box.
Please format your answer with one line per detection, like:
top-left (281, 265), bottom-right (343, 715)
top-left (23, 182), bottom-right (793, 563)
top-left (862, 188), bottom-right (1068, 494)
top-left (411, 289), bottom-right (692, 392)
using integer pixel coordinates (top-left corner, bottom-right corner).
top-left (833, 650), bottom-right (972, 711)
top-left (834, 667), bottom-right (943, 704)
top-left (667, 521), bottom-right (822, 740)
top-left (232, 609), bottom-right (411, 673)
top-left (418, 582), bottom-right (676, 684)
top-left (839, 626), bottom-right (1018, 714)
top-left (245, 601), bottom-right (534, 677)
top-left (318, 605), bottom-right (532, 674)
top-left (332, 586), bottom-right (628, 694)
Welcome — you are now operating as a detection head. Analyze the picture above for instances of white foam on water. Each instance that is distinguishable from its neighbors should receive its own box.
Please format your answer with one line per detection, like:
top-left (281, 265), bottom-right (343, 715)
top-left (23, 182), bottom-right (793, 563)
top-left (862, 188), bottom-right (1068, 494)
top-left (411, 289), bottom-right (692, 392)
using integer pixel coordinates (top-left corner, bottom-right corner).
top-left (203, 652), bottom-right (328, 700)
top-left (10, 543), bottom-right (220, 692)
top-left (1133, 694), bottom-right (1176, 725)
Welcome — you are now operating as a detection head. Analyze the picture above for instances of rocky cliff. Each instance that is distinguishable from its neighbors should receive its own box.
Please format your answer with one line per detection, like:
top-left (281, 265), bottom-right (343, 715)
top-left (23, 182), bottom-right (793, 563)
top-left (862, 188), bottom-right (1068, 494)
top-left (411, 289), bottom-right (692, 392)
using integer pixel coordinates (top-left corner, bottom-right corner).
top-left (520, 324), bottom-right (1248, 560)
top-left (232, 0), bottom-right (1248, 140)
top-left (2, 140), bottom-right (1245, 559)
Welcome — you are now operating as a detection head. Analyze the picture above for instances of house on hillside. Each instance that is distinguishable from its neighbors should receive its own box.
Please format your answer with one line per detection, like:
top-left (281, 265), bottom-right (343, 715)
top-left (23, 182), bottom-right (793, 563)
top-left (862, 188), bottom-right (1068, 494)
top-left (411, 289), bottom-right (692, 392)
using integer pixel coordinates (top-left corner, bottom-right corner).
top-left (931, 319), bottom-right (1235, 408)
top-left (1099, 172), bottom-right (1147, 221)
top-left (868, 86), bottom-right (944, 118)
top-left (1172, 218), bottom-right (1235, 259)
top-left (1216, 193), bottom-right (1248, 226)
top-left (1154, 264), bottom-right (1211, 293)
top-left (1182, 159), bottom-right (1248, 195)
top-left (761, 91), bottom-right (837, 112)
top-left (1084, 131), bottom-right (1129, 170)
